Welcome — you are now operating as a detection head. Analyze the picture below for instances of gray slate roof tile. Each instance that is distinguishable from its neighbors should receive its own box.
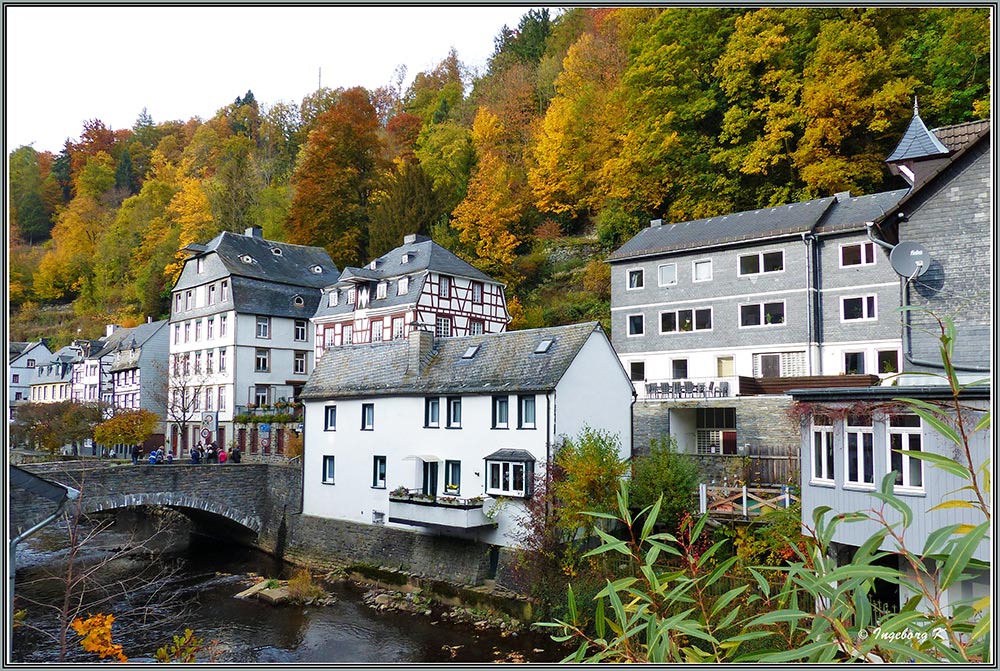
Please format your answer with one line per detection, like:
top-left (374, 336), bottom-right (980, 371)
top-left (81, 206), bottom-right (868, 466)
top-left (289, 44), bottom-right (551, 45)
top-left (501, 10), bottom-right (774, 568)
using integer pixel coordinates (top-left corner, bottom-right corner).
top-left (301, 322), bottom-right (603, 399)
top-left (886, 111), bottom-right (950, 162)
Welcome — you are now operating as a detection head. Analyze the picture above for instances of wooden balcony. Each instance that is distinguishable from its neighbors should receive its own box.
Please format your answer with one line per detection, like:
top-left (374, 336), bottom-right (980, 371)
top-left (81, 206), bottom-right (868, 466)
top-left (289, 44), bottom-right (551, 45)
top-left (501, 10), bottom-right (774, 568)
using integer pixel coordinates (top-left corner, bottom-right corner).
top-left (387, 491), bottom-right (496, 530)
top-left (698, 483), bottom-right (799, 519)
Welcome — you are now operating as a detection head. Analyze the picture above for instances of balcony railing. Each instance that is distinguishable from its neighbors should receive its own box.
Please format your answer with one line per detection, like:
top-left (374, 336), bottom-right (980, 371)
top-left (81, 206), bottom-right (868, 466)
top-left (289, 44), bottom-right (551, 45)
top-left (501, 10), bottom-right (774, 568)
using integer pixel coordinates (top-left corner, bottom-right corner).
top-left (387, 490), bottom-right (496, 529)
top-left (698, 483), bottom-right (799, 518)
top-left (636, 376), bottom-right (738, 400)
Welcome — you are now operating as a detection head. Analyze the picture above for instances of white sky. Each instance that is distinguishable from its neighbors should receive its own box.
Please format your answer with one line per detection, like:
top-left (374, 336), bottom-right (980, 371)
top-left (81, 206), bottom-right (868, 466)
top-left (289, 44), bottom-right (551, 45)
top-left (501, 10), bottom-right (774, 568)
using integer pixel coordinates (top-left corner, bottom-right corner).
top-left (5, 5), bottom-right (538, 155)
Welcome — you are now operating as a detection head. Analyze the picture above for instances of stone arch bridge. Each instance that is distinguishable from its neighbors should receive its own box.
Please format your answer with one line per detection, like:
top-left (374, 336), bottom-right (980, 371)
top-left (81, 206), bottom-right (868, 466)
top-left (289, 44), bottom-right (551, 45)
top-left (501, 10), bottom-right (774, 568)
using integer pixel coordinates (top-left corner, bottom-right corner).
top-left (10, 461), bottom-right (302, 553)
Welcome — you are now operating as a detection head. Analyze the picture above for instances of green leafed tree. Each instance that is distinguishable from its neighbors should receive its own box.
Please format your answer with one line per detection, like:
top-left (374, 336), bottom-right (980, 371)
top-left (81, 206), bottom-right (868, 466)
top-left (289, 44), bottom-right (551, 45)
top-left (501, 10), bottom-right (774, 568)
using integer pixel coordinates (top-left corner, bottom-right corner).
top-left (367, 160), bottom-right (443, 258)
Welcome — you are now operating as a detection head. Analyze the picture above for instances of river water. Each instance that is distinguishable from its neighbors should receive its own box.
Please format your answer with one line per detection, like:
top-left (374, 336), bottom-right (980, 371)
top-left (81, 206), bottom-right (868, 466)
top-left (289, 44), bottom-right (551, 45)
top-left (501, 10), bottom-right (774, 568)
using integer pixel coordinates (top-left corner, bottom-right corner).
top-left (11, 510), bottom-right (566, 664)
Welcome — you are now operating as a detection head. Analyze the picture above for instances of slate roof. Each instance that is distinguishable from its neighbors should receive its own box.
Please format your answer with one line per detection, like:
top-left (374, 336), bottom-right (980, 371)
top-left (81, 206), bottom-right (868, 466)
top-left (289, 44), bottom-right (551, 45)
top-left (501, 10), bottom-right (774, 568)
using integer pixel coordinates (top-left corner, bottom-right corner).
top-left (812, 189), bottom-right (909, 234)
top-left (932, 119), bottom-right (991, 153)
top-left (301, 322), bottom-right (604, 399)
top-left (189, 230), bottom-right (339, 289)
top-left (886, 109), bottom-right (950, 163)
top-left (230, 276), bottom-right (323, 320)
top-left (10, 342), bottom-right (30, 357)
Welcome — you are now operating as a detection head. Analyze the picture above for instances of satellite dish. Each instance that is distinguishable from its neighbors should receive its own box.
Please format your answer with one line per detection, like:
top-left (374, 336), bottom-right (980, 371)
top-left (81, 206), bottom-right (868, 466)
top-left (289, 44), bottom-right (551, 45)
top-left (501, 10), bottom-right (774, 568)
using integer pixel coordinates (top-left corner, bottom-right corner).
top-left (889, 241), bottom-right (930, 278)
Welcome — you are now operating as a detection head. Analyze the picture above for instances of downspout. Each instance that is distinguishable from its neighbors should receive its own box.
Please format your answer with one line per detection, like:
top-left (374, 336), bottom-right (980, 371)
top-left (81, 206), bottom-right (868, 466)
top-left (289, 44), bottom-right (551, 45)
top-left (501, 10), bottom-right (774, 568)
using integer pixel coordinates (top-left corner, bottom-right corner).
top-left (866, 223), bottom-right (989, 373)
top-left (800, 233), bottom-right (817, 375)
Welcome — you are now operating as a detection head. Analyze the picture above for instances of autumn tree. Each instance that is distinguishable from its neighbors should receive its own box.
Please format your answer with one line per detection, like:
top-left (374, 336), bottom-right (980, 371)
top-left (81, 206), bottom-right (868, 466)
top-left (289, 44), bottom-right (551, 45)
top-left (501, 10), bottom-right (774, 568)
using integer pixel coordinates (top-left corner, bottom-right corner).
top-left (286, 86), bottom-right (386, 267)
top-left (9, 146), bottom-right (56, 242)
top-left (93, 409), bottom-right (159, 450)
top-left (10, 402), bottom-right (102, 454)
top-left (551, 426), bottom-right (629, 537)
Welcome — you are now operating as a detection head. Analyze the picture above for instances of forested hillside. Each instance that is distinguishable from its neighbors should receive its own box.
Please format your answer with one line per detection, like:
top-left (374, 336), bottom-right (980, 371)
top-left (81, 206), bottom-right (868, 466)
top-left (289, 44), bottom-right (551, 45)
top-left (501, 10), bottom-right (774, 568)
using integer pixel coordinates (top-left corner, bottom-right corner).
top-left (9, 7), bottom-right (989, 346)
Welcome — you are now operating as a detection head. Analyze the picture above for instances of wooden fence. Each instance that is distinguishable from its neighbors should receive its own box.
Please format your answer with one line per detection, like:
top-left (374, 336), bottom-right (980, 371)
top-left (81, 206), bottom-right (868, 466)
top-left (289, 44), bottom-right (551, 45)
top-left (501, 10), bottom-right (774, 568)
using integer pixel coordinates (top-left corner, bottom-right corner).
top-left (699, 484), bottom-right (799, 518)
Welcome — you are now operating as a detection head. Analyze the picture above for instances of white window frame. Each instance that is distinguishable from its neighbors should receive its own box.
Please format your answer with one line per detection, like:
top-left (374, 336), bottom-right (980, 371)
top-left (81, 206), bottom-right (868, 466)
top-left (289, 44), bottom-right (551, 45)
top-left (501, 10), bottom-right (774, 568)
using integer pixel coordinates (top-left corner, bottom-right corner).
top-left (469, 320), bottom-right (484, 336)
top-left (373, 456), bottom-right (387, 489)
top-left (219, 347), bottom-right (227, 372)
top-left (627, 314), bottom-right (645, 337)
top-left (256, 316), bottom-right (271, 339)
top-left (627, 268), bottom-right (645, 290)
top-left (425, 397), bottom-right (440, 428)
top-left (342, 324), bottom-right (353, 345)
top-left (221, 280), bottom-right (229, 302)
top-left (376, 282), bottom-right (387, 299)
top-left (492, 395), bottom-right (509, 429)
top-left (839, 241), bottom-right (876, 268)
top-left (739, 301), bottom-right (786, 328)
top-left (208, 284), bottom-right (216, 305)
top-left (294, 351), bottom-right (307, 375)
top-left (486, 460), bottom-right (530, 498)
top-left (657, 264), bottom-right (677, 287)
top-left (844, 351), bottom-right (866, 375)
top-left (438, 275), bottom-right (451, 298)
top-left (398, 277), bottom-right (409, 295)
top-left (435, 316), bottom-right (451, 338)
top-left (255, 348), bottom-right (270, 372)
top-left (294, 319), bottom-right (307, 341)
top-left (472, 282), bottom-right (483, 303)
top-left (446, 397), bottom-right (462, 428)
top-left (692, 259), bottom-right (713, 282)
top-left (361, 403), bottom-right (375, 431)
top-left (324, 405), bottom-right (337, 431)
top-left (845, 415), bottom-right (875, 489)
top-left (220, 314), bottom-right (228, 337)
top-left (371, 321), bottom-right (384, 342)
top-left (322, 455), bottom-right (336, 484)
top-left (877, 349), bottom-right (900, 375)
top-left (811, 415), bottom-right (835, 485)
top-left (660, 307), bottom-right (713, 334)
top-left (889, 415), bottom-right (924, 492)
top-left (444, 460), bottom-right (461, 495)
top-left (518, 394), bottom-right (536, 429)
top-left (392, 318), bottom-right (405, 340)
top-left (329, 290), bottom-right (339, 307)
top-left (738, 249), bottom-right (785, 276)
top-left (841, 295), bottom-right (878, 322)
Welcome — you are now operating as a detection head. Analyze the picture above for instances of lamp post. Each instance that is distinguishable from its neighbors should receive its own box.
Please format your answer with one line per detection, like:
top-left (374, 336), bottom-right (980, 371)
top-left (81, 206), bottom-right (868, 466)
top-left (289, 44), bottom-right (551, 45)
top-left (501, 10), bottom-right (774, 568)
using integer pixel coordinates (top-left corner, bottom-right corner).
top-left (8, 467), bottom-right (80, 659)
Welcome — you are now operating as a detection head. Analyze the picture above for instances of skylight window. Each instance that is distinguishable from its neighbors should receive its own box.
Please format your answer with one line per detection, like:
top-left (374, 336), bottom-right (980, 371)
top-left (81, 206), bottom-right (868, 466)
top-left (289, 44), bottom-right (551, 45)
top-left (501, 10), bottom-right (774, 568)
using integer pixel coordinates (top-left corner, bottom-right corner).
top-left (240, 254), bottom-right (256, 264)
top-left (462, 344), bottom-right (481, 359)
top-left (534, 339), bottom-right (553, 354)
top-left (271, 247), bottom-right (283, 256)
top-left (310, 265), bottom-right (323, 274)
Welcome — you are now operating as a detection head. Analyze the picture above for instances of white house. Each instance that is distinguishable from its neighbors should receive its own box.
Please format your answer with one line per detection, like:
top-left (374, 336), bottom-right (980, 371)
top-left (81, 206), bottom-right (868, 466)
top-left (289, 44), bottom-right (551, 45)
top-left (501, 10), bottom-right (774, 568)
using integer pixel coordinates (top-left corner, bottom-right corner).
top-left (168, 226), bottom-right (338, 456)
top-left (9, 339), bottom-right (51, 420)
top-left (29, 345), bottom-right (82, 404)
top-left (312, 234), bottom-right (510, 358)
top-left (107, 319), bottom-right (170, 454)
top-left (299, 321), bottom-right (634, 549)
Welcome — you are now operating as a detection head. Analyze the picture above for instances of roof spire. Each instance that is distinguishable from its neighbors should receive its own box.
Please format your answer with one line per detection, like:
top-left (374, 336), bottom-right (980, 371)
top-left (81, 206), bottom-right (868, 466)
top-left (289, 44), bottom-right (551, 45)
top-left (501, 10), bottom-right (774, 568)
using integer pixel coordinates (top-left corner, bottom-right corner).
top-left (913, 96), bottom-right (919, 116)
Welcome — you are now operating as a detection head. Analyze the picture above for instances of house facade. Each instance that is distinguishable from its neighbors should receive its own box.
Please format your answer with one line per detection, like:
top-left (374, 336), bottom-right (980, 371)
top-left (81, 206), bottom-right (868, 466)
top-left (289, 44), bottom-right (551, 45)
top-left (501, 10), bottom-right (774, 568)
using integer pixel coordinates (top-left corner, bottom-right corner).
top-left (28, 345), bottom-right (81, 404)
top-left (608, 187), bottom-right (907, 486)
top-left (312, 234), bottom-right (509, 357)
top-left (168, 226), bottom-right (338, 456)
top-left (792, 112), bottom-right (991, 611)
top-left (299, 322), bottom-right (634, 550)
top-left (107, 319), bottom-right (170, 453)
top-left (9, 339), bottom-right (51, 420)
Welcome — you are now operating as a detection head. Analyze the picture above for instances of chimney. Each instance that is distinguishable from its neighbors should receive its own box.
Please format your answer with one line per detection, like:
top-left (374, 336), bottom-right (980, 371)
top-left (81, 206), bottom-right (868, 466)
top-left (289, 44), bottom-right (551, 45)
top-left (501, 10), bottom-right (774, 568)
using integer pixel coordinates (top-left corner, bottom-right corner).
top-left (403, 233), bottom-right (417, 244)
top-left (106, 324), bottom-right (119, 337)
top-left (835, 191), bottom-right (852, 202)
top-left (408, 325), bottom-right (434, 373)
top-left (650, 218), bottom-right (663, 228)
top-left (147, 316), bottom-right (153, 324)
top-left (245, 226), bottom-right (263, 239)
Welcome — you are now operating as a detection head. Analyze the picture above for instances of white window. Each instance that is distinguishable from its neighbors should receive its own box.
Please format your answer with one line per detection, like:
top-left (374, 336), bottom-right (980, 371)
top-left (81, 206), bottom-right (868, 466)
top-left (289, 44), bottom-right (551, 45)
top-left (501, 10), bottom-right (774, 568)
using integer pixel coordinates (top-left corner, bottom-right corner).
top-left (840, 241), bottom-right (876, 267)
top-left (447, 397), bottom-right (462, 428)
top-left (844, 351), bottom-right (866, 375)
top-left (255, 348), bottom-right (269, 372)
top-left (206, 351), bottom-right (214, 374)
top-left (486, 461), bottom-right (530, 497)
top-left (889, 414), bottom-right (923, 491)
top-left (207, 318), bottom-right (214, 340)
top-left (435, 316), bottom-right (451, 338)
top-left (185, 290), bottom-right (192, 310)
top-left (740, 302), bottom-right (785, 327)
top-left (197, 258), bottom-right (204, 273)
top-left (294, 319), bottom-right (307, 341)
top-left (220, 314), bottom-right (228, 336)
top-left (627, 268), bottom-right (645, 290)
top-left (194, 351), bottom-right (202, 373)
top-left (846, 415), bottom-right (874, 487)
top-left (738, 250), bottom-right (784, 276)
top-left (195, 320), bottom-right (202, 341)
top-left (877, 349), bottom-right (899, 375)
top-left (342, 325), bottom-right (353, 345)
top-left (26, 359), bottom-right (35, 368)
top-left (218, 386), bottom-right (226, 411)
top-left (439, 275), bottom-right (451, 298)
top-left (657, 264), bottom-right (677, 286)
top-left (205, 387), bottom-right (213, 410)
top-left (401, 253), bottom-right (410, 264)
top-left (472, 282), bottom-right (483, 303)
top-left (175, 294), bottom-right (182, 312)
top-left (361, 403), bottom-right (375, 430)
top-left (627, 314), bottom-right (645, 337)
top-left (398, 277), bottom-right (409, 295)
top-left (322, 455), bottom-right (336, 484)
top-left (444, 460), bottom-right (461, 494)
top-left (208, 284), bottom-right (216, 304)
top-left (256, 316), bottom-right (271, 338)
top-left (376, 282), bottom-right (387, 299)
top-left (184, 322), bottom-right (191, 343)
top-left (392, 318), bottom-right (405, 340)
top-left (373, 456), bottom-right (387, 488)
top-left (425, 397), bottom-right (440, 428)
top-left (842, 295), bottom-right (877, 321)
top-left (329, 290), bottom-right (339, 307)
top-left (371, 321), bottom-right (384, 342)
top-left (174, 324), bottom-right (180, 345)
top-left (660, 308), bottom-right (712, 333)
top-left (469, 320), bottom-right (484, 336)
top-left (347, 288), bottom-right (356, 305)
top-left (811, 415), bottom-right (834, 484)
top-left (294, 351), bottom-right (307, 375)
top-left (518, 395), bottom-right (536, 429)
top-left (493, 396), bottom-right (509, 428)
top-left (219, 347), bottom-right (227, 372)
top-left (324, 405), bottom-right (337, 430)
top-left (693, 259), bottom-right (713, 282)
top-left (221, 280), bottom-right (229, 302)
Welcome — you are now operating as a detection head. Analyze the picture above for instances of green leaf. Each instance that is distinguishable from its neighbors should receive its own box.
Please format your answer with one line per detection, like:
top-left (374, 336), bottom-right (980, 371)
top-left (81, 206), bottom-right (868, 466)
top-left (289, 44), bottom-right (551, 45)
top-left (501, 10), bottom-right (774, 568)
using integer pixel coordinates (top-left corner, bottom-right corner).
top-left (922, 523), bottom-right (962, 556)
top-left (973, 410), bottom-right (991, 433)
top-left (940, 521), bottom-right (989, 590)
top-left (746, 608), bottom-right (809, 627)
top-left (747, 567), bottom-right (771, 598)
top-left (896, 447), bottom-right (971, 480)
top-left (971, 611), bottom-right (991, 641)
top-left (640, 496), bottom-right (662, 543)
top-left (594, 594), bottom-right (606, 640)
top-left (928, 499), bottom-right (976, 512)
top-left (711, 584), bottom-right (749, 618)
top-left (566, 583), bottom-right (577, 623)
top-left (756, 639), bottom-right (832, 662)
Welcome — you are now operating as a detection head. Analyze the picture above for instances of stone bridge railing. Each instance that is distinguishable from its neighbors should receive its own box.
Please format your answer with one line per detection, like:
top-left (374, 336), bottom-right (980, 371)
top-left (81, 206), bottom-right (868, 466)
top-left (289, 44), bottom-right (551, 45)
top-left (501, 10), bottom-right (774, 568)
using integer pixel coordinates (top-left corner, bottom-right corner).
top-left (10, 461), bottom-right (302, 554)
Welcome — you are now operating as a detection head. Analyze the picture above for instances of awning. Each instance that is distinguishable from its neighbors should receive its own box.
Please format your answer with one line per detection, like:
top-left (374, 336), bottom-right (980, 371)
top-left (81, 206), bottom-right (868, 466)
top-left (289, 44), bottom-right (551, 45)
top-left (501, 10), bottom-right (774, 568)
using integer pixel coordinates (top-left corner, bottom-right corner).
top-left (483, 449), bottom-right (536, 462)
top-left (402, 454), bottom-right (441, 462)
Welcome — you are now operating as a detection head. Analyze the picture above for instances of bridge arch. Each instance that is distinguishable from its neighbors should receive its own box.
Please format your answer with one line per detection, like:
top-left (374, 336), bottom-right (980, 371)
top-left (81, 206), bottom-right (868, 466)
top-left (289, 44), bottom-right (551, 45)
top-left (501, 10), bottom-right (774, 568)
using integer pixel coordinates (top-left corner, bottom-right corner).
top-left (82, 492), bottom-right (263, 534)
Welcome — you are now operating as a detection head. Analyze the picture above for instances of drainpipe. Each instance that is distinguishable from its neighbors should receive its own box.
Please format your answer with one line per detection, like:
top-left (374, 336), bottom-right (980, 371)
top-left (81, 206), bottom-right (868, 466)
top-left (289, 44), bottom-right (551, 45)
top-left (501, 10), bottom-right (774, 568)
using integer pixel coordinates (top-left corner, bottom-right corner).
top-left (865, 223), bottom-right (989, 373)
top-left (800, 233), bottom-right (817, 375)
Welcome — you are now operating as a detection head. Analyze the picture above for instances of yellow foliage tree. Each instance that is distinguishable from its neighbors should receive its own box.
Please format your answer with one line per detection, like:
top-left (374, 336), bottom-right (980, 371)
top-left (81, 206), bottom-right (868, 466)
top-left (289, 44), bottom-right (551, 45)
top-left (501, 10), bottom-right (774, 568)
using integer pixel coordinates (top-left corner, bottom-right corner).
top-left (71, 613), bottom-right (127, 663)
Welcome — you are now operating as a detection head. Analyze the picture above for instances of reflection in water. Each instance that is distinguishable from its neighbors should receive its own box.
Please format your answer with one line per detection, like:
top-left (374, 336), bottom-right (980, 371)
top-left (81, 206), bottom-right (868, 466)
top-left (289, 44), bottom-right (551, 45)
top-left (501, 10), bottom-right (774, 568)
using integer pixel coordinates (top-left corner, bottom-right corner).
top-left (12, 510), bottom-right (563, 664)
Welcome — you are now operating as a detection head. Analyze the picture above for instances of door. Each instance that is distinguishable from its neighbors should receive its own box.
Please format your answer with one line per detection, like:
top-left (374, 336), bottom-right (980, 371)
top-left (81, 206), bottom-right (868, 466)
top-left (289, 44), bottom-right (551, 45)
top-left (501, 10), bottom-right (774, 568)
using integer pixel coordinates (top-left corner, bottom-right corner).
top-left (422, 461), bottom-right (439, 496)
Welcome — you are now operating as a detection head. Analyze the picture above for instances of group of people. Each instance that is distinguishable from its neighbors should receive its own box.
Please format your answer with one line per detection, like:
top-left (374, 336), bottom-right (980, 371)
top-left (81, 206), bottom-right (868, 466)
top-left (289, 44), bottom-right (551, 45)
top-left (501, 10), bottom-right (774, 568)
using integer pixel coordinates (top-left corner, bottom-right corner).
top-left (189, 441), bottom-right (241, 465)
top-left (128, 441), bottom-right (242, 465)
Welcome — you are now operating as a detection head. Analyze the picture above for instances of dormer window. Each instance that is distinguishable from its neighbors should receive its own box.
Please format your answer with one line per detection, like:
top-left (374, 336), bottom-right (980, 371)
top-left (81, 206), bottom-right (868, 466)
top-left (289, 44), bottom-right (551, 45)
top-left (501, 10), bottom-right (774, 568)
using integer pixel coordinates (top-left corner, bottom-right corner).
top-left (293, 295), bottom-right (305, 307)
top-left (401, 253), bottom-right (410, 264)
top-left (329, 290), bottom-right (339, 307)
top-left (369, 260), bottom-right (378, 270)
top-left (398, 277), bottom-right (409, 295)
top-left (376, 282), bottom-right (387, 299)
top-left (240, 254), bottom-right (256, 264)
top-left (196, 257), bottom-right (205, 273)
top-left (271, 247), bottom-right (283, 256)
top-left (347, 288), bottom-right (356, 305)
top-left (310, 265), bottom-right (323, 274)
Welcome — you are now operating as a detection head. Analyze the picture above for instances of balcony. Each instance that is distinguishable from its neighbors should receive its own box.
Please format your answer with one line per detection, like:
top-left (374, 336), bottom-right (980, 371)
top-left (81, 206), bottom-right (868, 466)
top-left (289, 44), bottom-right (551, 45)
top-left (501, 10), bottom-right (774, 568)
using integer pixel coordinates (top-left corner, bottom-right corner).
top-left (637, 376), bottom-right (737, 400)
top-left (387, 490), bottom-right (496, 530)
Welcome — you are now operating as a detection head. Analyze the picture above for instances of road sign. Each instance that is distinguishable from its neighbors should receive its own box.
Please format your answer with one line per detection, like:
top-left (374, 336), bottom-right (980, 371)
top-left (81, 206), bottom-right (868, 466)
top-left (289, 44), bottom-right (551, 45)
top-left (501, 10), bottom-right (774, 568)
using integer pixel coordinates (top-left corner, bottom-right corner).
top-left (200, 428), bottom-right (211, 439)
top-left (260, 438), bottom-right (270, 448)
top-left (259, 423), bottom-right (271, 433)
top-left (201, 413), bottom-right (217, 431)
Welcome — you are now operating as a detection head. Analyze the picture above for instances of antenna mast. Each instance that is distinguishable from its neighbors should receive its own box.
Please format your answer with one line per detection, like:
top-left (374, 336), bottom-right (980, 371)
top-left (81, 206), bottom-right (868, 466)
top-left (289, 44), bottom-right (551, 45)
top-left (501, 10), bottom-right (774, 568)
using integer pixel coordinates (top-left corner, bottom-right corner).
top-left (318, 67), bottom-right (322, 90)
